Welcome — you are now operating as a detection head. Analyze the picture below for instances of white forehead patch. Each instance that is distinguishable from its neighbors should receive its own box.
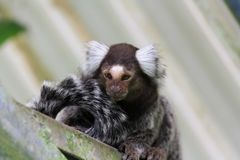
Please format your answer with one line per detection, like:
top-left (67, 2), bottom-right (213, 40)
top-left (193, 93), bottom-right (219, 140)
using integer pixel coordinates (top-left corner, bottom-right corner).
top-left (110, 65), bottom-right (124, 79)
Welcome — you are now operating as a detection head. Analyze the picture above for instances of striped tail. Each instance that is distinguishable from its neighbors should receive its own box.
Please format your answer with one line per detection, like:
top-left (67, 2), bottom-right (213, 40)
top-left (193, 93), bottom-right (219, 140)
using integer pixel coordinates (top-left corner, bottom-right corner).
top-left (28, 75), bottom-right (128, 146)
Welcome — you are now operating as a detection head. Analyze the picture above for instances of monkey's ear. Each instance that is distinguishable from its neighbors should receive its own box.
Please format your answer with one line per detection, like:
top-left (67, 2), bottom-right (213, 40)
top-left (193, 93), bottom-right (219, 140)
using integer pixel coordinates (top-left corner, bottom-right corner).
top-left (136, 44), bottom-right (165, 78)
top-left (83, 41), bottom-right (109, 77)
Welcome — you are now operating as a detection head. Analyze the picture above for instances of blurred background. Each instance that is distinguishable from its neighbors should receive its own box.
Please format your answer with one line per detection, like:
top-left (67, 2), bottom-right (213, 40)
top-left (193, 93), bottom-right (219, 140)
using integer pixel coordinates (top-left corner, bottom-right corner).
top-left (0, 0), bottom-right (240, 159)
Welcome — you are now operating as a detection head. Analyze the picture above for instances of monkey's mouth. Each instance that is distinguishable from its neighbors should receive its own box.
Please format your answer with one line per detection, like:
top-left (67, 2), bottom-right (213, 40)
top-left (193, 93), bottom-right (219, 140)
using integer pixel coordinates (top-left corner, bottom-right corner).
top-left (110, 93), bottom-right (128, 102)
top-left (106, 88), bottom-right (128, 101)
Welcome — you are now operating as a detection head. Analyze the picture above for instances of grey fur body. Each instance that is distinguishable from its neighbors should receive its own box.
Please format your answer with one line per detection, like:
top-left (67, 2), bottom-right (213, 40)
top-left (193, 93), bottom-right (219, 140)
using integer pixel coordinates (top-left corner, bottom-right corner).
top-left (114, 89), bottom-right (181, 160)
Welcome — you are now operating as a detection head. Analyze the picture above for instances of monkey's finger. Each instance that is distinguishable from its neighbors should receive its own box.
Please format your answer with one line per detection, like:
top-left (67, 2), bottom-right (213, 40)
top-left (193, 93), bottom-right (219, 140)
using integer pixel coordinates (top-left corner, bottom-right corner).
top-left (147, 154), bottom-right (154, 160)
top-left (140, 149), bottom-right (148, 159)
top-left (122, 153), bottom-right (140, 160)
top-left (122, 154), bottom-right (128, 160)
top-left (151, 151), bottom-right (166, 160)
top-left (127, 155), bottom-right (139, 160)
top-left (122, 154), bottom-right (133, 160)
top-left (152, 154), bottom-right (161, 160)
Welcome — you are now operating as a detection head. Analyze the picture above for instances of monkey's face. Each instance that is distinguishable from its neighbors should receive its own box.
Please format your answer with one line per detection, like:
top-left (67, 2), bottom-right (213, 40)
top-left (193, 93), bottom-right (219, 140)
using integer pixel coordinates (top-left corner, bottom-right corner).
top-left (101, 64), bottom-right (135, 101)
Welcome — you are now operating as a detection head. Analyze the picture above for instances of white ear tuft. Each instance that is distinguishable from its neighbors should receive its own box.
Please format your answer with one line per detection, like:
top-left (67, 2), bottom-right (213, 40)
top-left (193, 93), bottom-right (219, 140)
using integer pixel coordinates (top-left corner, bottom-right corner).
top-left (136, 44), bottom-right (165, 78)
top-left (83, 41), bottom-right (109, 77)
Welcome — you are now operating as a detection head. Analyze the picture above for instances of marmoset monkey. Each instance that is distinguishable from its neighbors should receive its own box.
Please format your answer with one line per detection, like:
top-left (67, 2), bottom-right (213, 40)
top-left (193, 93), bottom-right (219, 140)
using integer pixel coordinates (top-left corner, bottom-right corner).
top-left (29, 41), bottom-right (181, 160)
top-left (82, 41), bottom-right (181, 160)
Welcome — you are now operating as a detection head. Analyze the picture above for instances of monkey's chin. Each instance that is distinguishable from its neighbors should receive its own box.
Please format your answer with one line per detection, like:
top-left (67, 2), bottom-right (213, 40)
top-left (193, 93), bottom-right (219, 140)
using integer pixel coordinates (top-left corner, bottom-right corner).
top-left (110, 94), bottom-right (127, 102)
top-left (112, 96), bottom-right (125, 102)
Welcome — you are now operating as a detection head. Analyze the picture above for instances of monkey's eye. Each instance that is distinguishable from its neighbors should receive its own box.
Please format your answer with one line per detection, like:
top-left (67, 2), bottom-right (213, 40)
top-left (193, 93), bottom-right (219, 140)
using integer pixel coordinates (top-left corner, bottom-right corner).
top-left (121, 74), bottom-right (131, 81)
top-left (104, 73), bottom-right (112, 80)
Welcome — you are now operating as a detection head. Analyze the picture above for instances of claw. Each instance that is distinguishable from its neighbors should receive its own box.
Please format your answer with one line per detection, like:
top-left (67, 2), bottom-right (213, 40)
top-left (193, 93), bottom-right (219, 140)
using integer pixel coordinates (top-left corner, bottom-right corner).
top-left (141, 147), bottom-right (166, 160)
top-left (119, 142), bottom-right (141, 160)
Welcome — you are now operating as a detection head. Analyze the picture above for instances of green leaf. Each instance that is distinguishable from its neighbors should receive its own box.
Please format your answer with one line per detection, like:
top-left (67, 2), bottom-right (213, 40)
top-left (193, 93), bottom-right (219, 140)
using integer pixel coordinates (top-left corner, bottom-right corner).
top-left (0, 20), bottom-right (25, 46)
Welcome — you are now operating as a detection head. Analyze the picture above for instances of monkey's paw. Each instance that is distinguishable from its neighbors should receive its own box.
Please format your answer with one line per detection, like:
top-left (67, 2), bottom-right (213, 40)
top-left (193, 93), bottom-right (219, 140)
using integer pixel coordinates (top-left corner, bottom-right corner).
top-left (140, 147), bottom-right (167, 160)
top-left (119, 142), bottom-right (143, 160)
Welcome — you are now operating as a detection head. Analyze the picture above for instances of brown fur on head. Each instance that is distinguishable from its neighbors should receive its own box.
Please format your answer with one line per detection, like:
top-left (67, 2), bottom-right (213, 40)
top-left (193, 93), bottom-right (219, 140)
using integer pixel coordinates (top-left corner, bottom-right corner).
top-left (99, 44), bottom-right (140, 101)
top-left (83, 41), bottom-right (165, 102)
